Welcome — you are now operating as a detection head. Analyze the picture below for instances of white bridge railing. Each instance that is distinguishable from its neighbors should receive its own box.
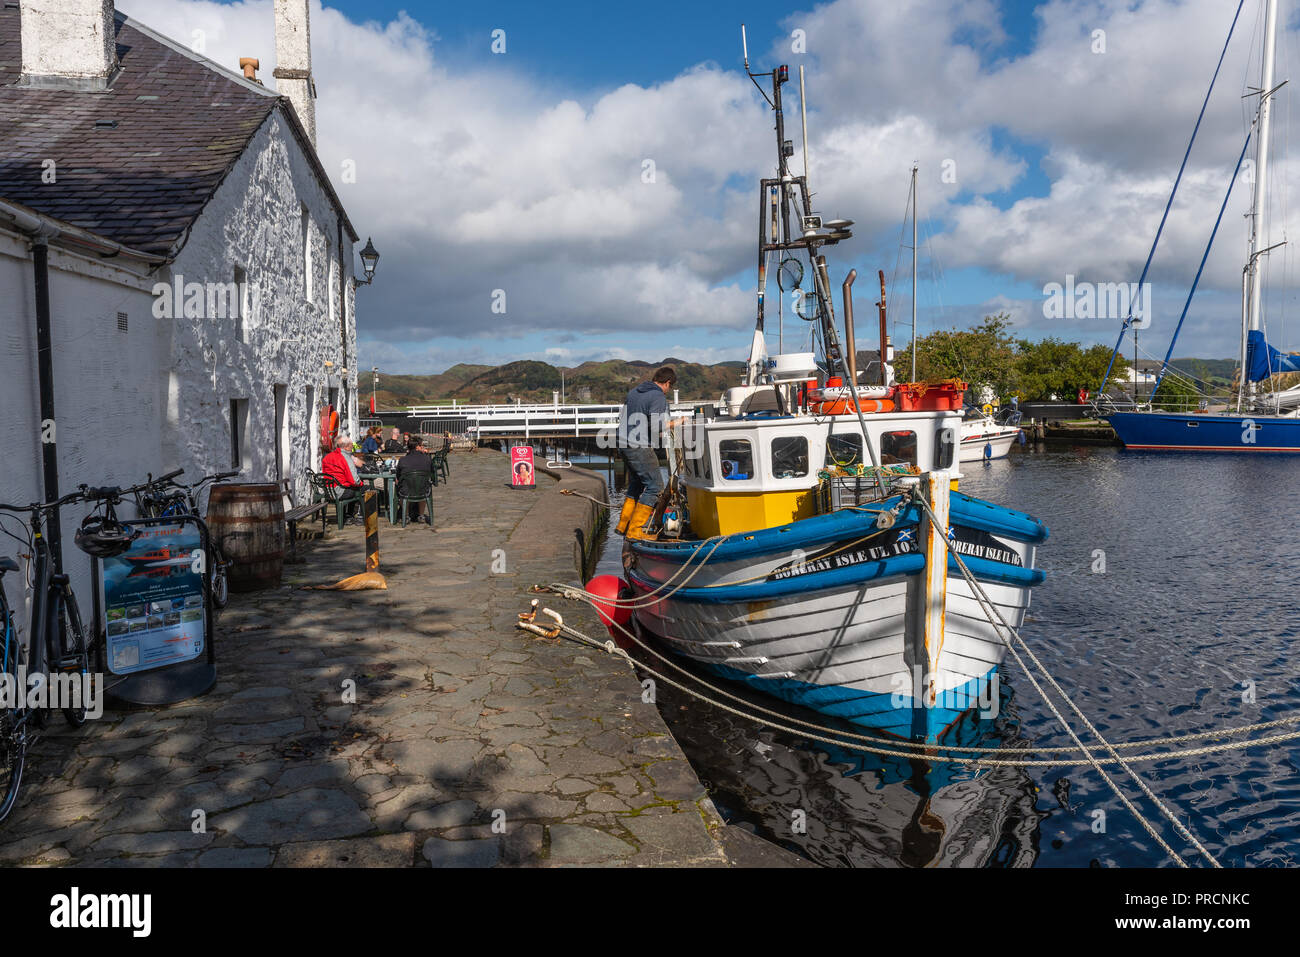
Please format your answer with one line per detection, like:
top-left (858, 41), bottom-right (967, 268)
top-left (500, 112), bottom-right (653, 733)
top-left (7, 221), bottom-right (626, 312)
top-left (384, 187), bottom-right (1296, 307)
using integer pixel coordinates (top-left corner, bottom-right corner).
top-left (405, 402), bottom-right (701, 440)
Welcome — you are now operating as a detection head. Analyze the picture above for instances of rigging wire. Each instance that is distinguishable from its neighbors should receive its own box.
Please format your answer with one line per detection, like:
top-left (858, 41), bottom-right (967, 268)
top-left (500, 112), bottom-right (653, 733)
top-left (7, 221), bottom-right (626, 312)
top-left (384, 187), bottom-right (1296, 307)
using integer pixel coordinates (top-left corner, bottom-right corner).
top-left (1149, 127), bottom-right (1255, 401)
top-left (887, 177), bottom-right (914, 347)
top-left (1097, 0), bottom-right (1248, 397)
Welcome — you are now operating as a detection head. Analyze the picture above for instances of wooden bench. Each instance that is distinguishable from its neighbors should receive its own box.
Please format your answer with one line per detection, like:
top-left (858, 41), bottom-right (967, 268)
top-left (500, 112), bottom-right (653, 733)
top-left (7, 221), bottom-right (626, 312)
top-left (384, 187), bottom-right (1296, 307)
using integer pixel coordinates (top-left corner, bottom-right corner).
top-left (283, 477), bottom-right (327, 563)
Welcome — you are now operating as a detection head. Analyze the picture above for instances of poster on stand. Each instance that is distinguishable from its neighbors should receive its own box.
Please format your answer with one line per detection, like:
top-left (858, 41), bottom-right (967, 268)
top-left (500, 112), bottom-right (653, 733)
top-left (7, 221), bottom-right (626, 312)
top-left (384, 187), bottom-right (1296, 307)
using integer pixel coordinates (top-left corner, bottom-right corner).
top-left (98, 520), bottom-right (207, 676)
top-left (510, 446), bottom-right (536, 488)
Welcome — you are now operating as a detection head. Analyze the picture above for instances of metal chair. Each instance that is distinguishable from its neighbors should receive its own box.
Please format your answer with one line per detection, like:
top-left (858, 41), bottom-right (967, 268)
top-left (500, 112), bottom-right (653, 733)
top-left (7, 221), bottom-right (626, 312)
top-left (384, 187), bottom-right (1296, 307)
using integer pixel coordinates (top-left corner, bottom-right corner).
top-left (431, 448), bottom-right (450, 486)
top-left (308, 469), bottom-right (362, 530)
top-left (395, 469), bottom-right (434, 527)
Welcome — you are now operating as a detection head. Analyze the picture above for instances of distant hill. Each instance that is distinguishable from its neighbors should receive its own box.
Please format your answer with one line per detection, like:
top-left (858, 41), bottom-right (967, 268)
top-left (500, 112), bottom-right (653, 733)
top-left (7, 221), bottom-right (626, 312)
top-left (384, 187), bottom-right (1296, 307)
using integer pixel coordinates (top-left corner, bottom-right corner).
top-left (372, 358), bottom-right (748, 407)
top-left (368, 354), bottom-right (1241, 408)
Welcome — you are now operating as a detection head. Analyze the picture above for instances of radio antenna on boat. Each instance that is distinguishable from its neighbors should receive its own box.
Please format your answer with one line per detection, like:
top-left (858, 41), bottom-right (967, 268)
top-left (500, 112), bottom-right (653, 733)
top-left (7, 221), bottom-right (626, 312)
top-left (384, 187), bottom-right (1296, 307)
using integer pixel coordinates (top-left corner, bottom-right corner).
top-left (911, 163), bottom-right (918, 381)
top-left (799, 65), bottom-right (810, 182)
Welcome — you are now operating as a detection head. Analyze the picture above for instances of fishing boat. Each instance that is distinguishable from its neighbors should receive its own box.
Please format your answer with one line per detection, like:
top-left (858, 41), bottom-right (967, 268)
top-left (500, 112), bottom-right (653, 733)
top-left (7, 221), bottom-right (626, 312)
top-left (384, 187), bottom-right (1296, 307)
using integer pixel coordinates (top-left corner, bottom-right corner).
top-left (619, 35), bottom-right (1048, 742)
top-left (1106, 0), bottom-right (1300, 452)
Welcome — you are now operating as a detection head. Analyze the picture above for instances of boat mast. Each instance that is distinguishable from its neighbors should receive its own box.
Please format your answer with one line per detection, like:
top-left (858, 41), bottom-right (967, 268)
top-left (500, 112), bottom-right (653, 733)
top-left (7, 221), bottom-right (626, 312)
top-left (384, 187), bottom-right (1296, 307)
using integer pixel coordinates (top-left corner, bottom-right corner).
top-left (1242, 0), bottom-right (1280, 410)
top-left (911, 164), bottom-right (918, 382)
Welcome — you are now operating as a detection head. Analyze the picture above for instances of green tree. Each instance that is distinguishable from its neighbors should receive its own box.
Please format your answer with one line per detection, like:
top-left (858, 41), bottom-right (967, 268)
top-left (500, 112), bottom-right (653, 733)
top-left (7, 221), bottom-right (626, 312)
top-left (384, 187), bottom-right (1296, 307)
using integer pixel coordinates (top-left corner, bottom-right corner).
top-left (1013, 339), bottom-right (1129, 401)
top-left (894, 314), bottom-right (1018, 397)
top-left (1150, 373), bottom-right (1200, 411)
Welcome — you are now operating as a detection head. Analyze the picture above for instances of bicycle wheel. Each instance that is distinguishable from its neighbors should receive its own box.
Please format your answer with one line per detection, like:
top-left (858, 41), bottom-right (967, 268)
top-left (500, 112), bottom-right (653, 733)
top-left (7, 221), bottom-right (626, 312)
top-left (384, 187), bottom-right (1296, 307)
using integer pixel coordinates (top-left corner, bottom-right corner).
top-left (49, 591), bottom-right (90, 728)
top-left (210, 544), bottom-right (229, 609)
top-left (0, 607), bottom-right (26, 824)
top-left (0, 710), bottom-right (25, 825)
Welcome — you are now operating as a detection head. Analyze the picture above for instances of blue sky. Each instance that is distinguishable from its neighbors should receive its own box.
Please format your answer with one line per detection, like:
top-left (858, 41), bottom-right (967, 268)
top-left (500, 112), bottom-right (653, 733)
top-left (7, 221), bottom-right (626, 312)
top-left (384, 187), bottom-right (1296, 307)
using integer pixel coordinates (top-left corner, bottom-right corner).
top-left (122, 0), bottom-right (1300, 375)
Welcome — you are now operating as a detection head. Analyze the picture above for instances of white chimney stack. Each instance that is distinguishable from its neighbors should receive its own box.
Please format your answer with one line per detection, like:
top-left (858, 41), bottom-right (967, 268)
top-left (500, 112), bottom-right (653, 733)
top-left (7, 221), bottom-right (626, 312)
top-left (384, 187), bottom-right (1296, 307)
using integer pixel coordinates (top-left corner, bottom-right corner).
top-left (273, 0), bottom-right (316, 147)
top-left (19, 0), bottom-right (117, 90)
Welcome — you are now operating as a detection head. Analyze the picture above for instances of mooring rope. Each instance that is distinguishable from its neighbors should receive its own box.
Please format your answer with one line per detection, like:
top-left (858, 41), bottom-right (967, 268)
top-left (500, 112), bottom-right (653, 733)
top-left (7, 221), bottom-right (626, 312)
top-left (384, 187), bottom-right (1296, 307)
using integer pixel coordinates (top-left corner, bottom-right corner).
top-left (550, 506), bottom-right (908, 609)
top-left (523, 598), bottom-right (1258, 872)
top-left (527, 588), bottom-right (1300, 764)
top-left (912, 495), bottom-right (1219, 869)
top-left (531, 481), bottom-right (1294, 866)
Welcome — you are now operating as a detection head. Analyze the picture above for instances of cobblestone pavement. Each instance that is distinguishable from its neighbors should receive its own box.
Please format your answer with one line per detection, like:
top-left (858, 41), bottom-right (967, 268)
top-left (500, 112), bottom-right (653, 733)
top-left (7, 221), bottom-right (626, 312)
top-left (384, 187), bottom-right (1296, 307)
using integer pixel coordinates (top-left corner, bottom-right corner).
top-left (1, 449), bottom-right (808, 867)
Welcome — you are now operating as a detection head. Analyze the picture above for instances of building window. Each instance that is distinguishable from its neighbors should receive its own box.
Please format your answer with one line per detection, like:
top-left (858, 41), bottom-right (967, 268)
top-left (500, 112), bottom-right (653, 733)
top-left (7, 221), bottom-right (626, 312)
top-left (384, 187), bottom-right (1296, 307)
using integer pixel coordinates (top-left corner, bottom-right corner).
top-left (274, 384), bottom-right (289, 483)
top-left (230, 398), bottom-right (250, 471)
top-left (326, 238), bottom-right (335, 321)
top-left (301, 205), bottom-right (312, 303)
top-left (116, 311), bottom-right (128, 332)
top-left (233, 265), bottom-right (248, 342)
top-left (306, 385), bottom-right (317, 464)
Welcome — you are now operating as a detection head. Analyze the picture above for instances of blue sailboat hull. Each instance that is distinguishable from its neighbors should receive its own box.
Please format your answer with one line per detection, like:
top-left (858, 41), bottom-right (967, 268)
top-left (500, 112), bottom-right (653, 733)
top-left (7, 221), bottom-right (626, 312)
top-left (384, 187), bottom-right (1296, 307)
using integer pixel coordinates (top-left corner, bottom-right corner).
top-left (1109, 410), bottom-right (1300, 452)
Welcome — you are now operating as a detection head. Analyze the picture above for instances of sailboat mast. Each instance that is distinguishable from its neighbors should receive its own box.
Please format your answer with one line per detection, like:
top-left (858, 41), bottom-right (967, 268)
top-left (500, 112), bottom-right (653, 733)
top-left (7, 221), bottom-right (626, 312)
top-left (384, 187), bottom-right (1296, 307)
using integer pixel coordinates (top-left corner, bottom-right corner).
top-left (911, 164), bottom-right (918, 381)
top-left (1244, 0), bottom-right (1280, 408)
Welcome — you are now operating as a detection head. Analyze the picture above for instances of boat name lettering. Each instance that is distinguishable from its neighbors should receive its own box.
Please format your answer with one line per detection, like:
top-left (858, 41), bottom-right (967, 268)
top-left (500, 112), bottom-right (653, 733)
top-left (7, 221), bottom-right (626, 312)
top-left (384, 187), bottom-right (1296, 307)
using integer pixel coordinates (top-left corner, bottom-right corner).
top-left (766, 526), bottom-right (1020, 581)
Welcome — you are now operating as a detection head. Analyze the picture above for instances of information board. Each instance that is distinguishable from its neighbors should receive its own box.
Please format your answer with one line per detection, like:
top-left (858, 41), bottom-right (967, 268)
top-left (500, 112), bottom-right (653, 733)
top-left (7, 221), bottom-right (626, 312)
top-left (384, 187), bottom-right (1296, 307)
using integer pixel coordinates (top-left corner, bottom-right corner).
top-left (98, 519), bottom-right (207, 675)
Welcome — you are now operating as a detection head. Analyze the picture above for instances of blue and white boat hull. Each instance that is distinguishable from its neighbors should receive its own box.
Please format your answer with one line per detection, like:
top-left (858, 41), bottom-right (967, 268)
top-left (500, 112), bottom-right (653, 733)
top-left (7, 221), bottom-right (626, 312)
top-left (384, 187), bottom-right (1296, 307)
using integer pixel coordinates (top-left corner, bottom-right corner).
top-left (1109, 410), bottom-right (1300, 452)
top-left (624, 493), bottom-right (1048, 742)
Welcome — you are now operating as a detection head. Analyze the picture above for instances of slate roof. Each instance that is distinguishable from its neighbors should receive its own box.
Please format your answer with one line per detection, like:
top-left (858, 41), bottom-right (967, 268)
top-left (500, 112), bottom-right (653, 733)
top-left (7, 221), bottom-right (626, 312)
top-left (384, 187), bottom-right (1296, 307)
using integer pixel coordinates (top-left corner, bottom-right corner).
top-left (0, 6), bottom-right (355, 257)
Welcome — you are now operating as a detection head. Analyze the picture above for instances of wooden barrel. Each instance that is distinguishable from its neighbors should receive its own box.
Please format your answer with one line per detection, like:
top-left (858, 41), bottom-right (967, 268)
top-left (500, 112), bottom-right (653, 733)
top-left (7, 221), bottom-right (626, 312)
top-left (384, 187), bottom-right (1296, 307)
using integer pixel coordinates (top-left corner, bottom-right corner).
top-left (206, 483), bottom-right (286, 591)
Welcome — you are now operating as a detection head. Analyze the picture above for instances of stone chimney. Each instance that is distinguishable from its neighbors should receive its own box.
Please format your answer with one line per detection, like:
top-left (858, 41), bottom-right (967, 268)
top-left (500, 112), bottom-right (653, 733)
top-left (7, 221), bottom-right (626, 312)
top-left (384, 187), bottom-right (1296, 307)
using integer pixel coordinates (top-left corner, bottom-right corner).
top-left (272, 0), bottom-right (316, 147)
top-left (19, 0), bottom-right (118, 90)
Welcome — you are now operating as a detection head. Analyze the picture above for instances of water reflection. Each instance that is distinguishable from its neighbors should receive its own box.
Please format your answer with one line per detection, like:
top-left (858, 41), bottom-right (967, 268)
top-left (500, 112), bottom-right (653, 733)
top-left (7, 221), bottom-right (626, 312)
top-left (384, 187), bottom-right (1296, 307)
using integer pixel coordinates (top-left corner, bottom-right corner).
top-left (584, 444), bottom-right (1300, 867)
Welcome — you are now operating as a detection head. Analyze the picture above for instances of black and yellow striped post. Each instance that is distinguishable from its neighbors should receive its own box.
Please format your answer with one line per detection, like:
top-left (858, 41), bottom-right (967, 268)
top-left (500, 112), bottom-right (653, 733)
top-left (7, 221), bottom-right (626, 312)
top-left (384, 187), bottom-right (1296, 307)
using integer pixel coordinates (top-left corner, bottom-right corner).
top-left (364, 490), bottom-right (380, 572)
top-left (310, 489), bottom-right (389, 590)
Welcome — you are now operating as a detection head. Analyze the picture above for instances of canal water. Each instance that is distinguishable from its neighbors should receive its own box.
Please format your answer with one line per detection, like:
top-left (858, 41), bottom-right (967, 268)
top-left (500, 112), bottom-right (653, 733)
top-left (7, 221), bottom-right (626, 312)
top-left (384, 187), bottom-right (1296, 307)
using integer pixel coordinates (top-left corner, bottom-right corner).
top-left (589, 446), bottom-right (1300, 867)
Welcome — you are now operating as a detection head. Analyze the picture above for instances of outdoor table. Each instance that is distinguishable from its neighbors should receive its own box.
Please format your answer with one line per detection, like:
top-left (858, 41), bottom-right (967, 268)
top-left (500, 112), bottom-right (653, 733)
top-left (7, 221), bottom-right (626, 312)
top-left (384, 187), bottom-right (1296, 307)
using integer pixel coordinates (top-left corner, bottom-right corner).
top-left (358, 467), bottom-right (399, 524)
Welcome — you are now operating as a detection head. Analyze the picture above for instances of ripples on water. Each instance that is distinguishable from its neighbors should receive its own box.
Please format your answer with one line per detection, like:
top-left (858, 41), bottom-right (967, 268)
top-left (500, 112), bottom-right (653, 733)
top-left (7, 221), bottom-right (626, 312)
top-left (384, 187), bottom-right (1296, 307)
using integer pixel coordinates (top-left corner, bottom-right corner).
top-left (591, 446), bottom-right (1300, 866)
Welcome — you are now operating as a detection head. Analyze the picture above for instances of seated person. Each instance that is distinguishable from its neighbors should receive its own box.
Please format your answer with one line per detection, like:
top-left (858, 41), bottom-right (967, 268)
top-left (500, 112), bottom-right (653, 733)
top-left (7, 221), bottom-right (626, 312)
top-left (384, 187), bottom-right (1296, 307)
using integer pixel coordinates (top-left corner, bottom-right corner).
top-left (360, 426), bottom-right (382, 454)
top-left (321, 435), bottom-right (365, 523)
top-left (382, 427), bottom-right (404, 453)
top-left (395, 437), bottom-right (434, 524)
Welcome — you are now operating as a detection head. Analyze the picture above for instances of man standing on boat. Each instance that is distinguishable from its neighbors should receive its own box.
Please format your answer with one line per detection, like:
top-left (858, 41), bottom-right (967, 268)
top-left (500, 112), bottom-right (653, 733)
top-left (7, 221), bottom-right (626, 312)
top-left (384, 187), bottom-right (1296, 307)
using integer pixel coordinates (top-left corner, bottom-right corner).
top-left (616, 366), bottom-right (679, 541)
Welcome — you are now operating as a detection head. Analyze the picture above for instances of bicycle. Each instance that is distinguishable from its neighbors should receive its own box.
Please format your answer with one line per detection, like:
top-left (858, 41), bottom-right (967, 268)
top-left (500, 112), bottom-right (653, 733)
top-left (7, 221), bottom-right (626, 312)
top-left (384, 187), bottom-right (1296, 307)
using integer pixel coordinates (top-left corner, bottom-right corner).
top-left (0, 484), bottom-right (112, 824)
top-left (133, 469), bottom-right (239, 609)
top-left (0, 553), bottom-right (25, 823)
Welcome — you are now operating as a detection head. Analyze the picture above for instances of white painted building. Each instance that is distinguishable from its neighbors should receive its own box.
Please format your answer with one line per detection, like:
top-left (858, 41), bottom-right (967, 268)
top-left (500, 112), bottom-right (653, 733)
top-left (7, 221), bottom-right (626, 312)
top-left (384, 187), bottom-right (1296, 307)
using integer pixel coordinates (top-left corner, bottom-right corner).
top-left (0, 0), bottom-right (368, 627)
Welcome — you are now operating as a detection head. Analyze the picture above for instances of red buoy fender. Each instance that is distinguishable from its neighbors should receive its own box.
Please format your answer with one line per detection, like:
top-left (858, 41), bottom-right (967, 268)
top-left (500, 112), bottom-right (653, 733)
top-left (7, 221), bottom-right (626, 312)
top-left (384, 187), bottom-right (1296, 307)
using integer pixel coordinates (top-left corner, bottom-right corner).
top-left (585, 575), bottom-right (632, 641)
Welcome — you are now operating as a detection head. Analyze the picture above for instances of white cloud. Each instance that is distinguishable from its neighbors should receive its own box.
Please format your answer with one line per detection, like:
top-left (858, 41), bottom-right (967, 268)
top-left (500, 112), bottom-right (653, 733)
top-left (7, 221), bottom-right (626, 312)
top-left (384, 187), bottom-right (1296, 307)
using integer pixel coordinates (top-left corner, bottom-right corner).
top-left (116, 0), bottom-right (1300, 373)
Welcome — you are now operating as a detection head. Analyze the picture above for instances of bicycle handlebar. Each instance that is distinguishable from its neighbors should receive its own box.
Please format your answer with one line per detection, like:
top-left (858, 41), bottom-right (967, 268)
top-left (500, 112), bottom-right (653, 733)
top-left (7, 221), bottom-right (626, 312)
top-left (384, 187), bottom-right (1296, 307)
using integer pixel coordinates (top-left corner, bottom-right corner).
top-left (0, 485), bottom-right (89, 513)
top-left (2, 466), bottom-right (238, 516)
top-left (150, 469), bottom-right (239, 494)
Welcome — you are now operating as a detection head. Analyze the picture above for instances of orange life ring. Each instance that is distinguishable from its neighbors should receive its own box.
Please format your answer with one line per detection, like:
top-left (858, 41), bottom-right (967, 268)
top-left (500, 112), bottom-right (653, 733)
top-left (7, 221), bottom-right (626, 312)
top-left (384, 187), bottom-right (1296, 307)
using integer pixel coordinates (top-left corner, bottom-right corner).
top-left (320, 405), bottom-right (339, 451)
top-left (813, 398), bottom-right (896, 415)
